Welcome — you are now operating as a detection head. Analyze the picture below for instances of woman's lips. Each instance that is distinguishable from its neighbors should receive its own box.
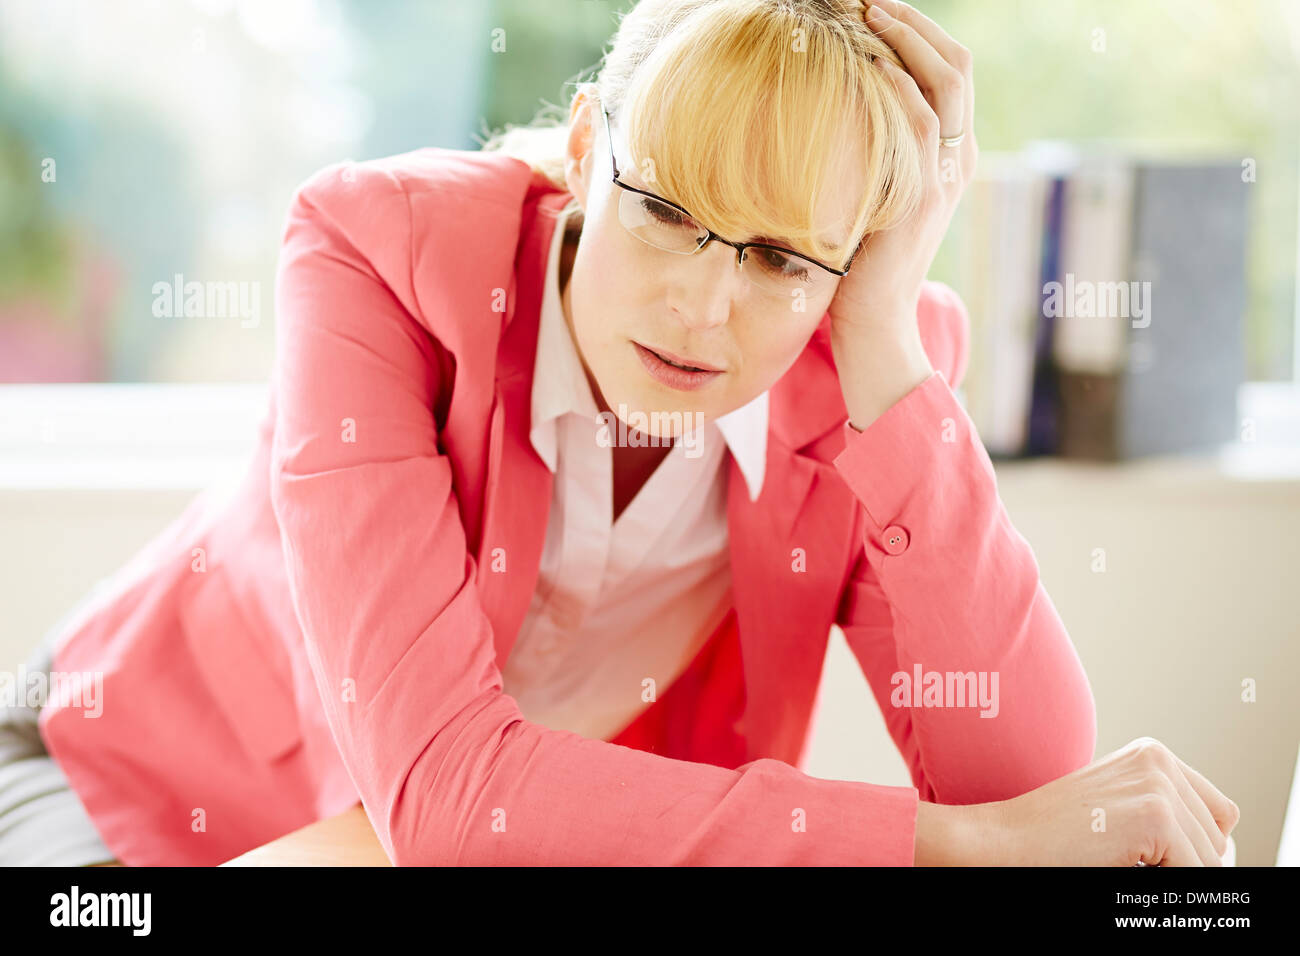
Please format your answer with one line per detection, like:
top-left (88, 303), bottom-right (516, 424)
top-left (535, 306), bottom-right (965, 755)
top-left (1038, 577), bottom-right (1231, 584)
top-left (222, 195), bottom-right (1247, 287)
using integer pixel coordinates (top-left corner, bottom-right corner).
top-left (642, 344), bottom-right (724, 372)
top-left (633, 342), bottom-right (724, 391)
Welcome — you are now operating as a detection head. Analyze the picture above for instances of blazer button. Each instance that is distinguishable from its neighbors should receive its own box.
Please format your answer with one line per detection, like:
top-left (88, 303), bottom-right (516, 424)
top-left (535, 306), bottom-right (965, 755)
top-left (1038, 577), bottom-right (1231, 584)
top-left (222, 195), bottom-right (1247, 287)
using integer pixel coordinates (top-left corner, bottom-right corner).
top-left (882, 525), bottom-right (909, 555)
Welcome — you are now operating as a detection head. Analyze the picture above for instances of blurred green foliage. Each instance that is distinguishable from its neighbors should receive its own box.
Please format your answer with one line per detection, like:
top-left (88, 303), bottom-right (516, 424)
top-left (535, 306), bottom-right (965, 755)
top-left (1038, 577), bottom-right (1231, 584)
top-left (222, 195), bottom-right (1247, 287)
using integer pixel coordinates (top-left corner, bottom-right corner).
top-left (0, 119), bottom-right (76, 315)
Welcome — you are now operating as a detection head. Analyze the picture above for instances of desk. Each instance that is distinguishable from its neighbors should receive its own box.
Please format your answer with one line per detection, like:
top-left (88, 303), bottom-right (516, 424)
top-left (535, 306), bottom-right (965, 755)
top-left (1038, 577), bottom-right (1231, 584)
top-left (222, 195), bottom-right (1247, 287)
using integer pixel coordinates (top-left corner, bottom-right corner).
top-left (217, 804), bottom-right (1237, 866)
top-left (220, 805), bottom-right (391, 866)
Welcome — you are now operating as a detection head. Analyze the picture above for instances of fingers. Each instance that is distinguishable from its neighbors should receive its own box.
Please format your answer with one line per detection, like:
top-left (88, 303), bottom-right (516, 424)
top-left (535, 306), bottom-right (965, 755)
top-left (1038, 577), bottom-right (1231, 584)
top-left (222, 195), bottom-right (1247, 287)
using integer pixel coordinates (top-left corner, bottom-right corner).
top-left (1130, 785), bottom-right (1201, 867)
top-left (864, 5), bottom-right (963, 140)
top-left (873, 0), bottom-right (971, 73)
top-left (1173, 752), bottom-right (1241, 838)
top-left (1152, 818), bottom-right (1205, 867)
top-left (1165, 778), bottom-right (1225, 866)
top-left (875, 57), bottom-right (940, 184)
top-left (1168, 761), bottom-right (1229, 858)
top-left (874, 0), bottom-right (976, 145)
top-left (1127, 738), bottom-right (1236, 866)
top-left (863, 3), bottom-right (975, 185)
top-left (874, 0), bottom-right (974, 133)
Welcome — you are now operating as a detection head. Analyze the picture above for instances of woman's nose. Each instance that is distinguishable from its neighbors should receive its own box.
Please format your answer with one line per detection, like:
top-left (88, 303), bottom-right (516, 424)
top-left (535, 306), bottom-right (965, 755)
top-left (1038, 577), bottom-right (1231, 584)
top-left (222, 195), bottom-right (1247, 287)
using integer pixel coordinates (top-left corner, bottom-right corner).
top-left (672, 241), bottom-right (746, 330)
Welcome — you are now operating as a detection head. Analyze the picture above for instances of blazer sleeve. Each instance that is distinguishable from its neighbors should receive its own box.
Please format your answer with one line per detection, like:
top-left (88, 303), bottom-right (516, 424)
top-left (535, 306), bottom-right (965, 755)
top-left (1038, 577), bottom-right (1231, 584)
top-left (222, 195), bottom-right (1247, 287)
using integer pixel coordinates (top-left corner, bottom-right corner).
top-left (833, 282), bottom-right (1097, 805)
top-left (268, 161), bottom-right (921, 866)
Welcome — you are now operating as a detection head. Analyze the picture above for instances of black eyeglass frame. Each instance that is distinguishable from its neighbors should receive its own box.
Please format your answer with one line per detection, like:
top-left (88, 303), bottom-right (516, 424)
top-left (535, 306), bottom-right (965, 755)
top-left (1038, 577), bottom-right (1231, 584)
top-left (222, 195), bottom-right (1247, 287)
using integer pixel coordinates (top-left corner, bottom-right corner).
top-left (599, 104), bottom-right (860, 278)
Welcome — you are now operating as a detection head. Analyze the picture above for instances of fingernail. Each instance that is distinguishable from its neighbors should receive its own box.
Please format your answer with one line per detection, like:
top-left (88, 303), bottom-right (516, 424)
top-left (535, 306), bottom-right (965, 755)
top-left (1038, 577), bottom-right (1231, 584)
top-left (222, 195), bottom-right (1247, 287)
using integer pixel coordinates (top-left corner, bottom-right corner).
top-left (867, 4), bottom-right (890, 20)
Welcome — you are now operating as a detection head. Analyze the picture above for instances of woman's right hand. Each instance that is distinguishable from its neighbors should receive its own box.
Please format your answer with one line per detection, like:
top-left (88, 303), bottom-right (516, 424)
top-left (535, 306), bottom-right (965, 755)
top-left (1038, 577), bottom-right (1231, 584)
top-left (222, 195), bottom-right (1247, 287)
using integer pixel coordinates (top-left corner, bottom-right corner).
top-left (983, 736), bottom-right (1240, 866)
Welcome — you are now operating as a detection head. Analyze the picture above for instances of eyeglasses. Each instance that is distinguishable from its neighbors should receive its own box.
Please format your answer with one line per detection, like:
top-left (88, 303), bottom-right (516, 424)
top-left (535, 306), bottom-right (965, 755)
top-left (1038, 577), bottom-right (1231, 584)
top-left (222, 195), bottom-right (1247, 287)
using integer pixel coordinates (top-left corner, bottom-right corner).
top-left (598, 103), bottom-right (859, 298)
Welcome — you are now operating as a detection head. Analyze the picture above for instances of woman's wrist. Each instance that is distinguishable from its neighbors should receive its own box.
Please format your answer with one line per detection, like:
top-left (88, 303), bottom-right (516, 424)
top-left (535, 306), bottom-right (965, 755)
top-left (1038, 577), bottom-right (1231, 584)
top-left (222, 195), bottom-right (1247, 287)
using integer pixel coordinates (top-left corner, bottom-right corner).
top-left (914, 798), bottom-right (1015, 866)
top-left (830, 320), bottom-right (935, 432)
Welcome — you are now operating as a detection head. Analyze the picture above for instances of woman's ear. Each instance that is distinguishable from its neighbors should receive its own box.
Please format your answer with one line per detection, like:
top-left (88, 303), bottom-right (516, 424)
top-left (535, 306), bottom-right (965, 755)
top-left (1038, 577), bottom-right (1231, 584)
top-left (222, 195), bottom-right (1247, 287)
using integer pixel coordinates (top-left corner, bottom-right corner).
top-left (563, 85), bottom-right (599, 212)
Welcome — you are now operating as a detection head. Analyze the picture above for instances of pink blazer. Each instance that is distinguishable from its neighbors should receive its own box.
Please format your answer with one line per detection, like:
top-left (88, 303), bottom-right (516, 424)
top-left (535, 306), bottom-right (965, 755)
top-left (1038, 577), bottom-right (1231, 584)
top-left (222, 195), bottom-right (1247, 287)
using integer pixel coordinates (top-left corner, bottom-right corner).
top-left (39, 148), bottom-right (1096, 866)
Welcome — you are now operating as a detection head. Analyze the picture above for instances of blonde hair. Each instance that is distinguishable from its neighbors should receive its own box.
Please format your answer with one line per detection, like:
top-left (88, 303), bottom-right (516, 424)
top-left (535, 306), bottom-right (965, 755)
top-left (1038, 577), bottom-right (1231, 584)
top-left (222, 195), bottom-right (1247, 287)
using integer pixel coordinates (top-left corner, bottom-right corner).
top-left (477, 0), bottom-right (924, 269)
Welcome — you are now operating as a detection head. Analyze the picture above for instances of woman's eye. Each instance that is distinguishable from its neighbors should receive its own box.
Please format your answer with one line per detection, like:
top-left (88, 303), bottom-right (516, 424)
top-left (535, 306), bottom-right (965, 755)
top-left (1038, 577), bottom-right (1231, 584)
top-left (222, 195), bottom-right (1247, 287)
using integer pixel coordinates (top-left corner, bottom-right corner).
top-left (642, 197), bottom-right (687, 227)
top-left (758, 248), bottom-right (812, 282)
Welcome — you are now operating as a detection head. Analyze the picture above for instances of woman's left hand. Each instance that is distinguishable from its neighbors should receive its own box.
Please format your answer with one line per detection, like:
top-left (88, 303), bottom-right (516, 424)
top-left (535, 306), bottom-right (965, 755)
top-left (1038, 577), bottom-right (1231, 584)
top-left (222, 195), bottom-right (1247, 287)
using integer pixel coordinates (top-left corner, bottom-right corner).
top-left (829, 1), bottom-right (977, 427)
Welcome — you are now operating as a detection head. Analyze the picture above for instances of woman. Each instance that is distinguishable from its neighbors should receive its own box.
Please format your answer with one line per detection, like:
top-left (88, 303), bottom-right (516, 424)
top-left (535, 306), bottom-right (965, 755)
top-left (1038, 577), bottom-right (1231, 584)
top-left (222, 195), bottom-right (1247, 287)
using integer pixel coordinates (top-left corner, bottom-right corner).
top-left (2, 0), bottom-right (1237, 866)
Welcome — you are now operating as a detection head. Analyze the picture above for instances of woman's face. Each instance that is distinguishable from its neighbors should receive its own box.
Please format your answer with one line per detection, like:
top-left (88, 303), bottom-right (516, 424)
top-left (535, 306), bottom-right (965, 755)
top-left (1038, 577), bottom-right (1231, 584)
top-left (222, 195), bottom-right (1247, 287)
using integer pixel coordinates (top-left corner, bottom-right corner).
top-left (561, 91), bottom-right (866, 437)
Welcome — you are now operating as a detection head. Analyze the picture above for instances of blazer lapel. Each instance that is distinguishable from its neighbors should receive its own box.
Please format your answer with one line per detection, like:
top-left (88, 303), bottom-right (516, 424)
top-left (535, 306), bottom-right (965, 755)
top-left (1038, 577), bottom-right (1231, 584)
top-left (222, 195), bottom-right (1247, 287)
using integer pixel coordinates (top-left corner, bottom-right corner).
top-left (727, 442), bottom-right (824, 756)
top-left (727, 319), bottom-right (859, 758)
top-left (475, 188), bottom-right (569, 668)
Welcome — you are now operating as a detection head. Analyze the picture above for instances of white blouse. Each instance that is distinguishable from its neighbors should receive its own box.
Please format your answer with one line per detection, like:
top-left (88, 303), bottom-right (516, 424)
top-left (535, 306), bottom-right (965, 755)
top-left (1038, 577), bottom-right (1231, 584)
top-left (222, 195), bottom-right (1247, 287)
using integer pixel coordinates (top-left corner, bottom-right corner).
top-left (500, 202), bottom-right (770, 741)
